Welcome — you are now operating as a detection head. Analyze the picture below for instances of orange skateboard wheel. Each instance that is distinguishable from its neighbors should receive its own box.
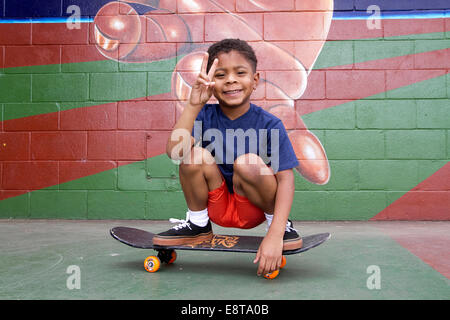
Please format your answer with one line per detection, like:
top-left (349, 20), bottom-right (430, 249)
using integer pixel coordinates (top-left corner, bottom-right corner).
top-left (144, 256), bottom-right (161, 273)
top-left (264, 269), bottom-right (279, 280)
top-left (167, 250), bottom-right (177, 264)
top-left (280, 256), bottom-right (287, 269)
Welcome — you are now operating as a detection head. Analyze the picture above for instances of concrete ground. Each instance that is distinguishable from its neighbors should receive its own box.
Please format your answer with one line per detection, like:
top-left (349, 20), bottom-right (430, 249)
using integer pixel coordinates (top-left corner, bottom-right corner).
top-left (0, 220), bottom-right (448, 300)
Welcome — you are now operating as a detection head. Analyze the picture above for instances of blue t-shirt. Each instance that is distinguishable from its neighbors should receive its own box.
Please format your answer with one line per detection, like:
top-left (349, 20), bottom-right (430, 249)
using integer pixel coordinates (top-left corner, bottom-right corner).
top-left (192, 103), bottom-right (299, 193)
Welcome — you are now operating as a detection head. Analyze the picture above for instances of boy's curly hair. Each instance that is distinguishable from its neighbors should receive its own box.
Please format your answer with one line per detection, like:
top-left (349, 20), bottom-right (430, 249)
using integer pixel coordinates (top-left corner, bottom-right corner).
top-left (206, 38), bottom-right (258, 73)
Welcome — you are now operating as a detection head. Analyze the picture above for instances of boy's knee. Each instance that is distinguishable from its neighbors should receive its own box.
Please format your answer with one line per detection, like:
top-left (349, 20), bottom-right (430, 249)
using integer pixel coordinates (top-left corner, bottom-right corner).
top-left (180, 147), bottom-right (216, 170)
top-left (233, 153), bottom-right (273, 179)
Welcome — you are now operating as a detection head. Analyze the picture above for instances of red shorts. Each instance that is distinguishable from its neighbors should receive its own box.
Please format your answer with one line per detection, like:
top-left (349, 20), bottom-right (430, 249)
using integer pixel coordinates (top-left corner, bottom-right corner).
top-left (207, 179), bottom-right (265, 229)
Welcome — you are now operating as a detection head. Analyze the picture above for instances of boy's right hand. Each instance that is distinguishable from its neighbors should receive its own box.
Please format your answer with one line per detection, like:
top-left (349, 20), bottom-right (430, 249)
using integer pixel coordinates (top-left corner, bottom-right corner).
top-left (189, 52), bottom-right (218, 108)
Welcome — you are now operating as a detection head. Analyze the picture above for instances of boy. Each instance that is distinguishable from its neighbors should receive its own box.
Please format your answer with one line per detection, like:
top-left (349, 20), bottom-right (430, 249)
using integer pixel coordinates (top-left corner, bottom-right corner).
top-left (153, 39), bottom-right (302, 276)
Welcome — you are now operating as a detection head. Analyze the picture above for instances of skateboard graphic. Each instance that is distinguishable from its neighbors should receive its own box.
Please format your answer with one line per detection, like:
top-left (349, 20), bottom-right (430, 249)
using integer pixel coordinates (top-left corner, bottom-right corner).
top-left (111, 227), bottom-right (330, 279)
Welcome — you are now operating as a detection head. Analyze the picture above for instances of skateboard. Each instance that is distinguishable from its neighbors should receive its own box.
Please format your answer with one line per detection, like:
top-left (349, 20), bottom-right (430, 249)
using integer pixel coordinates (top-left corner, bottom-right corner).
top-left (110, 226), bottom-right (330, 279)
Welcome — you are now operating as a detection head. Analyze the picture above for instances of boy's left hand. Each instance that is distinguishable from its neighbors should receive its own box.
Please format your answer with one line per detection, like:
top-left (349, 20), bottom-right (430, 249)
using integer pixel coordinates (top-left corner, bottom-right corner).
top-left (253, 233), bottom-right (283, 276)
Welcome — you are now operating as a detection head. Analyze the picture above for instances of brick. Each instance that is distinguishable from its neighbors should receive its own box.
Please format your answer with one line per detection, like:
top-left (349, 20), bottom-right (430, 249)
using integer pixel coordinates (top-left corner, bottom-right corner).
top-left (31, 132), bottom-right (87, 160)
top-left (417, 160), bottom-right (450, 191)
top-left (2, 162), bottom-right (58, 190)
top-left (446, 17), bottom-right (450, 38)
top-left (0, 46), bottom-right (3, 71)
top-left (296, 99), bottom-right (352, 117)
top-left (118, 161), bottom-right (152, 191)
top-left (4, 45), bottom-right (61, 70)
top-left (146, 131), bottom-right (171, 158)
top-left (146, 14), bottom-right (189, 43)
top-left (32, 22), bottom-right (89, 45)
top-left (414, 41), bottom-right (450, 68)
top-left (3, 103), bottom-right (59, 130)
top-left (384, 18), bottom-right (445, 39)
top-left (355, 0), bottom-right (449, 10)
top-left (356, 100), bottom-right (417, 129)
top-left (146, 191), bottom-right (187, 219)
top-left (384, 191), bottom-right (450, 220)
top-left (326, 191), bottom-right (387, 220)
top-left (5, 0), bottom-right (61, 17)
top-left (292, 191), bottom-right (387, 220)
top-left (300, 70), bottom-right (326, 100)
top-left (146, 154), bottom-right (178, 178)
top-left (264, 12), bottom-right (326, 41)
top-left (118, 100), bottom-right (175, 130)
top-left (60, 102), bottom-right (117, 130)
top-left (303, 100), bottom-right (355, 129)
top-left (0, 132), bottom-right (30, 160)
top-left (417, 99), bottom-right (450, 129)
top-left (324, 130), bottom-right (385, 160)
top-left (359, 160), bottom-right (419, 191)
top-left (447, 72), bottom-right (450, 98)
top-left (326, 70), bottom-right (385, 100)
top-left (32, 74), bottom-right (89, 102)
top-left (30, 191), bottom-right (87, 219)
top-left (266, 71), bottom-right (307, 100)
top-left (0, 23), bottom-right (31, 45)
top-left (88, 191), bottom-right (146, 219)
top-left (87, 131), bottom-right (116, 160)
top-left (116, 131), bottom-right (146, 161)
top-left (0, 192), bottom-right (29, 218)
top-left (118, 43), bottom-right (177, 72)
top-left (62, 0), bottom-right (109, 16)
top-left (238, 0), bottom-right (294, 12)
top-left (311, 40), bottom-right (353, 70)
top-left (178, 14), bottom-right (204, 42)
top-left (448, 131), bottom-right (450, 158)
top-left (297, 0), bottom-right (333, 10)
top-left (61, 45), bottom-right (118, 72)
top-left (148, 71), bottom-right (172, 97)
top-left (59, 161), bottom-right (117, 190)
top-left (385, 130), bottom-right (446, 160)
top-left (252, 41), bottom-right (296, 71)
top-left (0, 74), bottom-right (31, 102)
top-left (205, 13), bottom-right (263, 41)
top-left (117, 160), bottom-right (179, 191)
top-left (295, 160), bottom-right (359, 191)
top-left (156, 0), bottom-right (177, 12)
top-left (354, 40), bottom-right (414, 69)
top-left (327, 19), bottom-right (383, 41)
top-left (177, 0), bottom-right (235, 13)
top-left (386, 70), bottom-right (447, 99)
top-left (90, 72), bottom-right (147, 101)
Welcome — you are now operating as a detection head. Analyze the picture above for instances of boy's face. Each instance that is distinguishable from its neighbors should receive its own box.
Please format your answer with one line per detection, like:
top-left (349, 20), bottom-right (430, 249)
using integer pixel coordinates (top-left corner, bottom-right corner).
top-left (212, 50), bottom-right (259, 110)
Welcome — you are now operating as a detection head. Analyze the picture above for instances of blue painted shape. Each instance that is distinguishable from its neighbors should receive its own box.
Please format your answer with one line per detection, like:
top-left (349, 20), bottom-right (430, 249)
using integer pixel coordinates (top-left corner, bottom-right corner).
top-left (354, 0), bottom-right (450, 10)
top-left (5, 0), bottom-right (62, 18)
top-left (61, 0), bottom-right (115, 17)
top-left (333, 0), bottom-right (354, 11)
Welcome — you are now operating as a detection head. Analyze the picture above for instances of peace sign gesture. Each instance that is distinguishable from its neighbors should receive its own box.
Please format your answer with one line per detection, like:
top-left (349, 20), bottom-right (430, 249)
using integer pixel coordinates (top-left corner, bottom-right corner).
top-left (189, 52), bottom-right (219, 108)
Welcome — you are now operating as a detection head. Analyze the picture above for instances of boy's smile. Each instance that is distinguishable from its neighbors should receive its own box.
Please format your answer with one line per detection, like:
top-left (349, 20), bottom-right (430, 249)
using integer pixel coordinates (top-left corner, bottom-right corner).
top-left (212, 50), bottom-right (259, 117)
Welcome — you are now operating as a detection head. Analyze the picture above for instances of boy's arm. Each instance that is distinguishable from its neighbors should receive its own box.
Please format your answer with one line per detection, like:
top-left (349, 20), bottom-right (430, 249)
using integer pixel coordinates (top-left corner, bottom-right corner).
top-left (166, 53), bottom-right (218, 161)
top-left (254, 168), bottom-right (295, 276)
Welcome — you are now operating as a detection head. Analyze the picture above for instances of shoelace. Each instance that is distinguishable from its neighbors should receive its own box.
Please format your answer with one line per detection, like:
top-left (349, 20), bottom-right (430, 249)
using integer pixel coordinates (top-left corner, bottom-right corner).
top-left (265, 221), bottom-right (298, 233)
top-left (169, 212), bottom-right (192, 231)
top-left (285, 221), bottom-right (298, 233)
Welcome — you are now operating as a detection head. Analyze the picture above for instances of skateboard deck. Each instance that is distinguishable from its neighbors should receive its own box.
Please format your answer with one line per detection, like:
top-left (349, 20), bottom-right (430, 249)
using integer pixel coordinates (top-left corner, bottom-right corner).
top-left (110, 226), bottom-right (330, 255)
top-left (111, 226), bottom-right (330, 278)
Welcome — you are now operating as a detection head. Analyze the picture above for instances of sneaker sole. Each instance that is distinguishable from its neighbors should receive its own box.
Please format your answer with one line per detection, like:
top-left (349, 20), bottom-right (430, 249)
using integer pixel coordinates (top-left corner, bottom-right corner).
top-left (152, 231), bottom-right (214, 246)
top-left (283, 238), bottom-right (303, 251)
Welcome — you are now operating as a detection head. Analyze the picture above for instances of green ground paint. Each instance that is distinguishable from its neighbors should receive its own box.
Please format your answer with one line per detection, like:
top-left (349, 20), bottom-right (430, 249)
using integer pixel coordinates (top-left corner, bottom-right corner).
top-left (0, 221), bottom-right (448, 299)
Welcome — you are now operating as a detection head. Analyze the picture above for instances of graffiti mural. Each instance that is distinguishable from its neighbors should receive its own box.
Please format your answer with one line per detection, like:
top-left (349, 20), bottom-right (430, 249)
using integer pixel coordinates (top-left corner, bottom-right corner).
top-left (92, 0), bottom-right (332, 185)
top-left (0, 0), bottom-right (449, 220)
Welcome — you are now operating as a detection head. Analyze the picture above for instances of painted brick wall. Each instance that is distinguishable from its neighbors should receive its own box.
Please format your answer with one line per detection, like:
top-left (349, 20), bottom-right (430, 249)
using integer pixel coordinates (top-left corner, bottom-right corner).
top-left (0, 0), bottom-right (449, 220)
